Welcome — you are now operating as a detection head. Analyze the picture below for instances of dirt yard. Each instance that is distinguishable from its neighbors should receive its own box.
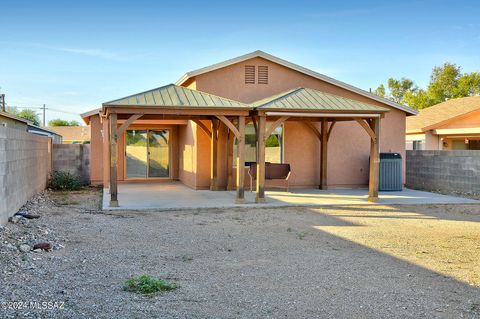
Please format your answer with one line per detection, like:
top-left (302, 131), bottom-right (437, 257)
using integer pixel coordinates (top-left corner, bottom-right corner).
top-left (1, 188), bottom-right (479, 318)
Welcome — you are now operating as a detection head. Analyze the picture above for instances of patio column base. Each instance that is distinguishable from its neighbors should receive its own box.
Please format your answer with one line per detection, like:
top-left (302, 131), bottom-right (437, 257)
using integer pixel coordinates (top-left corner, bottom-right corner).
top-left (255, 197), bottom-right (266, 203)
top-left (235, 198), bottom-right (245, 204)
top-left (368, 196), bottom-right (378, 202)
top-left (109, 200), bottom-right (119, 207)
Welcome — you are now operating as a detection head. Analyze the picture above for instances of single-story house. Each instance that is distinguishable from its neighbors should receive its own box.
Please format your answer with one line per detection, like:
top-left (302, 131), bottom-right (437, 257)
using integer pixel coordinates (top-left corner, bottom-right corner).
top-left (0, 111), bottom-right (62, 143)
top-left (406, 96), bottom-right (480, 150)
top-left (81, 50), bottom-right (416, 206)
top-left (46, 126), bottom-right (91, 144)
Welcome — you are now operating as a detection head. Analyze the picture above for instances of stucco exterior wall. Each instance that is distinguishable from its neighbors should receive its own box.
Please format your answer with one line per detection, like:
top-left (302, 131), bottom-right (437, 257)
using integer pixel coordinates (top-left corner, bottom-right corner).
top-left (178, 121), bottom-right (197, 188)
top-left (90, 115), bottom-right (103, 184)
top-left (0, 127), bottom-right (51, 225)
top-left (193, 57), bottom-right (407, 187)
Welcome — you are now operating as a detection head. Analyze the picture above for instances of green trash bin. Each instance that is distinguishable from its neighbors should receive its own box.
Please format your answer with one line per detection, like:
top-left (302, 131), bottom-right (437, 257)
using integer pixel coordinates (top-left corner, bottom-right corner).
top-left (379, 153), bottom-right (402, 191)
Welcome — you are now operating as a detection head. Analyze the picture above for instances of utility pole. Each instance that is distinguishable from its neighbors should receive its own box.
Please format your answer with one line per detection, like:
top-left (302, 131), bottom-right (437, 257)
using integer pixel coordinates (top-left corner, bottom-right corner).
top-left (0, 94), bottom-right (5, 112)
top-left (42, 104), bottom-right (46, 127)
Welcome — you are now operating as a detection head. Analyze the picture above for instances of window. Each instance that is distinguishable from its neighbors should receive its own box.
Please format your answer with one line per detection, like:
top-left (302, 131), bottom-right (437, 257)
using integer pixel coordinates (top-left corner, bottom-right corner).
top-left (245, 65), bottom-right (255, 84)
top-left (258, 66), bottom-right (268, 84)
top-left (412, 140), bottom-right (423, 150)
top-left (233, 123), bottom-right (283, 165)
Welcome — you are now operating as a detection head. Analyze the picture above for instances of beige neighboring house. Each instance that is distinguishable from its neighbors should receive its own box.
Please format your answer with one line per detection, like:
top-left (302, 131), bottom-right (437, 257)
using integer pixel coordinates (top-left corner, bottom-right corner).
top-left (47, 126), bottom-right (91, 144)
top-left (406, 96), bottom-right (480, 150)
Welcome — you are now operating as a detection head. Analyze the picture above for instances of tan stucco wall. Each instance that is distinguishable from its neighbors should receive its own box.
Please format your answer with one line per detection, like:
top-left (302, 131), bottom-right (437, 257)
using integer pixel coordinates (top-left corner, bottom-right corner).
top-left (178, 121), bottom-right (197, 188)
top-left (193, 57), bottom-right (407, 187)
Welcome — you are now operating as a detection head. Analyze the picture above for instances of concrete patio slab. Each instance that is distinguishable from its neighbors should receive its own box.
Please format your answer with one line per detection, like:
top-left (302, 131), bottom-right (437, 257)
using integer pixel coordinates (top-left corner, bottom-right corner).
top-left (102, 182), bottom-right (479, 210)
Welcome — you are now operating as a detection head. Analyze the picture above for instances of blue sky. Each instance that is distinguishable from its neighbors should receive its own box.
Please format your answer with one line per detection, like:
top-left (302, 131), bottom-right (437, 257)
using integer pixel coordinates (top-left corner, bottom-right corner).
top-left (1, 0), bottom-right (479, 124)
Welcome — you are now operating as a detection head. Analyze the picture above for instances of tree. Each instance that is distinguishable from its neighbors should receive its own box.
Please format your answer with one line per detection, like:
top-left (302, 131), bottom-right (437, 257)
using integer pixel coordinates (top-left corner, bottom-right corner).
top-left (387, 77), bottom-right (415, 104)
top-left (427, 62), bottom-right (462, 104)
top-left (48, 118), bottom-right (80, 126)
top-left (6, 106), bottom-right (41, 126)
top-left (375, 62), bottom-right (480, 110)
top-left (374, 84), bottom-right (385, 98)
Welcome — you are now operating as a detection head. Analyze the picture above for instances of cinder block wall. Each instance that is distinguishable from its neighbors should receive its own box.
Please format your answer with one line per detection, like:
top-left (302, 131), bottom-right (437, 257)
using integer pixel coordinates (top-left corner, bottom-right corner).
top-left (406, 150), bottom-right (480, 195)
top-left (52, 144), bottom-right (90, 185)
top-left (0, 127), bottom-right (51, 225)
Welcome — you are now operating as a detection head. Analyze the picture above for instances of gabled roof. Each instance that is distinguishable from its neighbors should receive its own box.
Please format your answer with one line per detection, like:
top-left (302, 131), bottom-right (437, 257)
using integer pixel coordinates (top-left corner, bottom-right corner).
top-left (0, 110), bottom-right (30, 124)
top-left (176, 50), bottom-right (417, 115)
top-left (103, 84), bottom-right (249, 109)
top-left (406, 96), bottom-right (480, 133)
top-left (252, 87), bottom-right (389, 113)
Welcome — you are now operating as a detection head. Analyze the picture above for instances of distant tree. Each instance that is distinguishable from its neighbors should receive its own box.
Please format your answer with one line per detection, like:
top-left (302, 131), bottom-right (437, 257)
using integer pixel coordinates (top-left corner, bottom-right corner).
top-left (48, 118), bottom-right (80, 126)
top-left (6, 106), bottom-right (41, 126)
top-left (375, 62), bottom-right (480, 110)
top-left (374, 84), bottom-right (386, 98)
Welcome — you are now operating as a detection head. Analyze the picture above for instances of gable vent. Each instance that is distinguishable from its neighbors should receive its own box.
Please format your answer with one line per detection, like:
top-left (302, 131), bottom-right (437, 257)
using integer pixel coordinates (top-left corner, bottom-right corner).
top-left (258, 66), bottom-right (268, 84)
top-left (245, 65), bottom-right (255, 84)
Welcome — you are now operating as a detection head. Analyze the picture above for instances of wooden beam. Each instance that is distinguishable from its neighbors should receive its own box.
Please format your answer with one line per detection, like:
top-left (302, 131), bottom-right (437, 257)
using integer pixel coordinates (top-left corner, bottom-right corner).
top-left (356, 119), bottom-right (376, 141)
top-left (109, 113), bottom-right (119, 207)
top-left (303, 122), bottom-right (322, 141)
top-left (102, 116), bottom-right (110, 187)
top-left (210, 119), bottom-right (219, 191)
top-left (227, 128), bottom-right (234, 190)
top-left (235, 116), bottom-right (246, 203)
top-left (327, 121), bottom-right (336, 141)
top-left (264, 116), bottom-right (289, 140)
top-left (117, 113), bottom-right (143, 136)
top-left (216, 115), bottom-right (241, 139)
top-left (368, 118), bottom-right (381, 202)
top-left (320, 118), bottom-right (328, 190)
top-left (256, 115), bottom-right (266, 203)
top-left (192, 119), bottom-right (212, 139)
top-left (251, 116), bottom-right (258, 136)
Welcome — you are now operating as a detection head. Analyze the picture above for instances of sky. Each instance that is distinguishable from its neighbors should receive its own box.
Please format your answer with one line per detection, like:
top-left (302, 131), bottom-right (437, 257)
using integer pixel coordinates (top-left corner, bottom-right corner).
top-left (0, 0), bottom-right (479, 125)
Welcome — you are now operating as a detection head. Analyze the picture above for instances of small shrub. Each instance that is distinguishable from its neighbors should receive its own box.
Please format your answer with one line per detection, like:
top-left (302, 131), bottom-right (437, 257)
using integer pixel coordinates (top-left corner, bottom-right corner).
top-left (124, 275), bottom-right (177, 295)
top-left (49, 171), bottom-right (81, 191)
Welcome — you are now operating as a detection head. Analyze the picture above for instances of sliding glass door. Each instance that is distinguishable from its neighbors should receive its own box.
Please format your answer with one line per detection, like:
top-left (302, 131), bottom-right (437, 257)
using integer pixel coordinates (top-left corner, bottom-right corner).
top-left (126, 129), bottom-right (170, 179)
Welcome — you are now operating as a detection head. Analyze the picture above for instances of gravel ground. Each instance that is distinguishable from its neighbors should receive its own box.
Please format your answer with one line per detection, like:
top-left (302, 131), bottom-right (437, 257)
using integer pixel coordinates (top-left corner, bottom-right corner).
top-left (1, 188), bottom-right (479, 319)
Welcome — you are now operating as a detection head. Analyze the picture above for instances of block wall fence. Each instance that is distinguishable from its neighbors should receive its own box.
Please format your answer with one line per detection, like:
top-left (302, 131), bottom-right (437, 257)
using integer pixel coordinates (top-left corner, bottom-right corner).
top-left (0, 126), bottom-right (52, 225)
top-left (406, 150), bottom-right (480, 196)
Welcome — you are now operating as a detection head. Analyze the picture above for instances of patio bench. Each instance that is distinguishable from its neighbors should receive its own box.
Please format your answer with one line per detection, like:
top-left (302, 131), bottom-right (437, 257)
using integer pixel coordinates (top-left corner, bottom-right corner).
top-left (248, 162), bottom-right (292, 192)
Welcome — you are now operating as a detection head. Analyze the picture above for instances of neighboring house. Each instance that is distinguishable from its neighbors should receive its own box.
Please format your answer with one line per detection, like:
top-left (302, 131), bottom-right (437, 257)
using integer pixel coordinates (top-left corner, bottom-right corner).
top-left (406, 96), bottom-right (480, 150)
top-left (0, 111), bottom-right (62, 143)
top-left (27, 125), bottom-right (63, 144)
top-left (46, 126), bottom-right (91, 144)
top-left (0, 111), bottom-right (29, 130)
top-left (81, 50), bottom-right (416, 206)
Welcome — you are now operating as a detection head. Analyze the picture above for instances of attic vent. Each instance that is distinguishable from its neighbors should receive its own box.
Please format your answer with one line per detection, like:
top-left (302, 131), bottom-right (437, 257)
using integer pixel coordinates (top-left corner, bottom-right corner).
top-left (245, 65), bottom-right (255, 84)
top-left (258, 66), bottom-right (268, 84)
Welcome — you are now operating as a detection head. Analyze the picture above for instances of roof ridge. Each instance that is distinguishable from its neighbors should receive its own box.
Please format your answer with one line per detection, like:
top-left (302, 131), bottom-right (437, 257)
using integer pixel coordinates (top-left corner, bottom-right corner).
top-left (103, 83), bottom-right (248, 107)
top-left (175, 50), bottom-right (416, 115)
top-left (252, 87), bottom-right (304, 107)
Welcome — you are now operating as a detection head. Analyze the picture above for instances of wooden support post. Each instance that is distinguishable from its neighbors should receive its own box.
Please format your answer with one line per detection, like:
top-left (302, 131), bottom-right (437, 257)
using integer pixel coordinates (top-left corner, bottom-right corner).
top-left (210, 118), bottom-right (219, 191)
top-left (227, 128), bottom-right (234, 190)
top-left (235, 116), bottom-right (245, 203)
top-left (256, 115), bottom-right (266, 203)
top-left (320, 119), bottom-right (328, 190)
top-left (102, 116), bottom-right (110, 188)
top-left (109, 113), bottom-right (119, 207)
top-left (368, 118), bottom-right (380, 202)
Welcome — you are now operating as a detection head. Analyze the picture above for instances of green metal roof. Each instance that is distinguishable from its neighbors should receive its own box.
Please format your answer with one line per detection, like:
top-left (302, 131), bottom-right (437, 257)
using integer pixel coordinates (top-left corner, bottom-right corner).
top-left (252, 87), bottom-right (389, 112)
top-left (103, 84), bottom-right (249, 108)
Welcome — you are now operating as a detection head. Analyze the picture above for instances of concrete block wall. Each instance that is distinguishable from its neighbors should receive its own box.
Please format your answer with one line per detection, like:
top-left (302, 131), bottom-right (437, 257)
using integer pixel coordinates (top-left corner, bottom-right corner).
top-left (406, 150), bottom-right (480, 195)
top-left (0, 126), bottom-right (51, 225)
top-left (52, 144), bottom-right (90, 185)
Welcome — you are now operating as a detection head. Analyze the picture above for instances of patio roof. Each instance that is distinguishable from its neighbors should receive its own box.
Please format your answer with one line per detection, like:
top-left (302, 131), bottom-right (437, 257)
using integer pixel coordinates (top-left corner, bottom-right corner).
top-left (103, 84), bottom-right (249, 109)
top-left (252, 87), bottom-right (389, 113)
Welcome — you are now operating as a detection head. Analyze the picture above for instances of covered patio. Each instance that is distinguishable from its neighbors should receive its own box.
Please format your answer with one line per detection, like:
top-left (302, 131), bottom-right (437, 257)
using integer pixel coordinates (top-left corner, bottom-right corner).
top-left (102, 85), bottom-right (396, 208)
top-left (102, 182), bottom-right (478, 210)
